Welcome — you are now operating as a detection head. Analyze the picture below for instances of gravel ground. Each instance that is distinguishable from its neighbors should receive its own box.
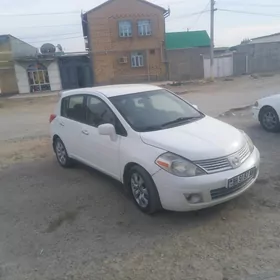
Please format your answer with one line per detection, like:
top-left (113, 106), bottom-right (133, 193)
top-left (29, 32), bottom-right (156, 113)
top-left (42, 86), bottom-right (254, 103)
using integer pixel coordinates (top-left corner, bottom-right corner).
top-left (1, 76), bottom-right (280, 280)
top-left (1, 112), bottom-right (280, 280)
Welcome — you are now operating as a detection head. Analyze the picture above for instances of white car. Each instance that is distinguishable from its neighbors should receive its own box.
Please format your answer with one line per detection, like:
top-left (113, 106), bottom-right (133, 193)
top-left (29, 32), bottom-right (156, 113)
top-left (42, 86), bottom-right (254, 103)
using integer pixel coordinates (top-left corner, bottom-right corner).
top-left (50, 85), bottom-right (260, 214)
top-left (252, 94), bottom-right (280, 132)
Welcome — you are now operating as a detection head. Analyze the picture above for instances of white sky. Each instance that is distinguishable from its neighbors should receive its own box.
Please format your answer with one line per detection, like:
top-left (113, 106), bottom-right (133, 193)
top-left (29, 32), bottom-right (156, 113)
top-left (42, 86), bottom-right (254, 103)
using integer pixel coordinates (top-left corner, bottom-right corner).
top-left (0, 0), bottom-right (280, 51)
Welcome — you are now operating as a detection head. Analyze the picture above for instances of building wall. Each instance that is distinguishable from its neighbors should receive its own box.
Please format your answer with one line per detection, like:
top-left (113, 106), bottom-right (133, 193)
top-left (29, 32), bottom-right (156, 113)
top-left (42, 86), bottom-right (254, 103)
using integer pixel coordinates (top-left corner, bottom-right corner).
top-left (86, 0), bottom-right (167, 85)
top-left (250, 34), bottom-right (280, 44)
top-left (0, 68), bottom-right (19, 94)
top-left (0, 35), bottom-right (13, 69)
top-left (48, 61), bottom-right (62, 91)
top-left (0, 36), bottom-right (19, 94)
top-left (14, 63), bottom-right (29, 93)
top-left (236, 42), bottom-right (280, 74)
top-left (10, 36), bottom-right (38, 58)
top-left (167, 47), bottom-right (210, 81)
top-left (14, 60), bottom-right (61, 93)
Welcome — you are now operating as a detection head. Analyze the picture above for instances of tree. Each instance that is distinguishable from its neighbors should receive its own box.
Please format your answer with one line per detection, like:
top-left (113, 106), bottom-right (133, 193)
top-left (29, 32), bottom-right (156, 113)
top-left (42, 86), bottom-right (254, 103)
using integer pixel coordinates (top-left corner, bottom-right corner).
top-left (241, 38), bottom-right (251, 44)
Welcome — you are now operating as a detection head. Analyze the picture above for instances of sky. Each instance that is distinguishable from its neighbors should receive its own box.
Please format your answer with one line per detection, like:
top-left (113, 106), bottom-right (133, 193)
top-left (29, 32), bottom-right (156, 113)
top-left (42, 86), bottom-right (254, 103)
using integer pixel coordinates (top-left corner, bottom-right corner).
top-left (0, 0), bottom-right (280, 52)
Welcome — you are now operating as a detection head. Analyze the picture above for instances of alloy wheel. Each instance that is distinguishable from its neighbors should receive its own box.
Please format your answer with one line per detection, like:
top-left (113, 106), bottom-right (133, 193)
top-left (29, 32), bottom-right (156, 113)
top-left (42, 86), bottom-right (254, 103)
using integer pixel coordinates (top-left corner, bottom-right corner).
top-left (55, 141), bottom-right (67, 165)
top-left (263, 111), bottom-right (277, 130)
top-left (130, 172), bottom-right (149, 208)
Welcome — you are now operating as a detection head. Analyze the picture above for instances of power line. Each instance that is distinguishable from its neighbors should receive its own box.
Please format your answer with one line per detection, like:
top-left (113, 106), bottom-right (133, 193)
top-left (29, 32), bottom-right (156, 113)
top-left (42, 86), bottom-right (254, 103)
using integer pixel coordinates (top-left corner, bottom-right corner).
top-left (17, 32), bottom-right (82, 40)
top-left (218, 8), bottom-right (280, 17)
top-left (4, 24), bottom-right (81, 30)
top-left (0, 11), bottom-right (80, 16)
top-left (167, 10), bottom-right (210, 22)
top-left (26, 36), bottom-right (84, 44)
top-left (217, 1), bottom-right (280, 8)
top-left (187, 1), bottom-right (211, 30)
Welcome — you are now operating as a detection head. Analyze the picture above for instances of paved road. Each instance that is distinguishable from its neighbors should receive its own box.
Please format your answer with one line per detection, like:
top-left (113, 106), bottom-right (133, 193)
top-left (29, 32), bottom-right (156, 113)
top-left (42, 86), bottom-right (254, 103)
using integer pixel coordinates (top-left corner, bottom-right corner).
top-left (1, 113), bottom-right (280, 280)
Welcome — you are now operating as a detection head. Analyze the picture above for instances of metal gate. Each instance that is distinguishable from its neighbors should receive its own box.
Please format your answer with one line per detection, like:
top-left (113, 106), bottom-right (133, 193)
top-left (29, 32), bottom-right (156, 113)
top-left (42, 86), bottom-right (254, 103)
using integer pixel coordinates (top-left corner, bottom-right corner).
top-left (58, 55), bottom-right (93, 90)
top-left (203, 54), bottom-right (233, 78)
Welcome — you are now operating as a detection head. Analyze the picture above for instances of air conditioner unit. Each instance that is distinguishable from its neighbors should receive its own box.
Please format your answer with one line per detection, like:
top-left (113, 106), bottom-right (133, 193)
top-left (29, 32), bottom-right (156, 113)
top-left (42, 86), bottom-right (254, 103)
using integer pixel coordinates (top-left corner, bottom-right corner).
top-left (119, 57), bottom-right (128, 64)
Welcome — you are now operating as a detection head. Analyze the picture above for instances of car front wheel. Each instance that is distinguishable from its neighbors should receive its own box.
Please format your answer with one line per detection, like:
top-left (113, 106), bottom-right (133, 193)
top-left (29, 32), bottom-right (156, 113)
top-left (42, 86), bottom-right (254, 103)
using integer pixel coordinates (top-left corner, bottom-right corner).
top-left (127, 165), bottom-right (161, 214)
top-left (259, 106), bottom-right (280, 132)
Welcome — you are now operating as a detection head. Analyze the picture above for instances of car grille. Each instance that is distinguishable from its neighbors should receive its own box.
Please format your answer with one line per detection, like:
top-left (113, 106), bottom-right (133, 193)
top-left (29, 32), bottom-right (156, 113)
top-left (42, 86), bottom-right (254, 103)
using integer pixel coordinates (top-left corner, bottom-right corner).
top-left (236, 142), bottom-right (251, 163)
top-left (210, 168), bottom-right (257, 200)
top-left (194, 143), bottom-right (251, 174)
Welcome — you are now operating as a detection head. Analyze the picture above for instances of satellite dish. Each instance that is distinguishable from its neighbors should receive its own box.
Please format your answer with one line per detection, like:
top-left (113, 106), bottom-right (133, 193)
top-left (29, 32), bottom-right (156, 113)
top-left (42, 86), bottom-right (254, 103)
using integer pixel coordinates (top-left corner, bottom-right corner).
top-left (40, 43), bottom-right (56, 54)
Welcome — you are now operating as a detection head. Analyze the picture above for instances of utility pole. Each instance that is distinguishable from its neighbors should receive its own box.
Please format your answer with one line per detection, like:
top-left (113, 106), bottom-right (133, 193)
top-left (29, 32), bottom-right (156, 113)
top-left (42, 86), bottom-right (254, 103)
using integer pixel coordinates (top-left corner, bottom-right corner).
top-left (210, 0), bottom-right (215, 80)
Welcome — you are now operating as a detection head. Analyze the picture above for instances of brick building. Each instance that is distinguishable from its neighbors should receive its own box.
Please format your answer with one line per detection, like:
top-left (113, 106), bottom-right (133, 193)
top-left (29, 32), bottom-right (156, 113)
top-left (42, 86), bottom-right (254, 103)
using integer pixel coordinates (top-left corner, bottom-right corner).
top-left (82, 0), bottom-right (170, 85)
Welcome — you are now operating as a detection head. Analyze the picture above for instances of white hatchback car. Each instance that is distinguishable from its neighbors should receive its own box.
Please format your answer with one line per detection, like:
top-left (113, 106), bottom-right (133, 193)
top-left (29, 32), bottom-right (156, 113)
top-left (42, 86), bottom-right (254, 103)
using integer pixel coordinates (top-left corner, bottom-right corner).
top-left (252, 94), bottom-right (280, 132)
top-left (50, 85), bottom-right (260, 214)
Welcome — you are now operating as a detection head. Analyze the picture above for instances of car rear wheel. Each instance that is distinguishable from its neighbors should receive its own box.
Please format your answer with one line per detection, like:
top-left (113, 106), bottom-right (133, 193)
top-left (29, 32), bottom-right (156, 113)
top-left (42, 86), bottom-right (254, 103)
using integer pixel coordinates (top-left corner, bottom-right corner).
top-left (127, 165), bottom-right (161, 214)
top-left (54, 138), bottom-right (73, 167)
top-left (259, 106), bottom-right (280, 132)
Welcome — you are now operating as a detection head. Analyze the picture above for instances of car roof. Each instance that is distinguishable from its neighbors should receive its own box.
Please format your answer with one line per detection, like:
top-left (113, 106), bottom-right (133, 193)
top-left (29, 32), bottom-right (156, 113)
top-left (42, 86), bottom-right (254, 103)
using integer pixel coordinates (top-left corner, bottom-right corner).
top-left (60, 84), bottom-right (162, 98)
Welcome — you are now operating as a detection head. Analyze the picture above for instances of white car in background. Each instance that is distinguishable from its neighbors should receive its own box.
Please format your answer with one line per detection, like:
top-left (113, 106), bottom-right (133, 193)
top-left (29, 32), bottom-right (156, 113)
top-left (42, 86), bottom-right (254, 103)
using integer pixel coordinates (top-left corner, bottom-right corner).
top-left (252, 94), bottom-right (280, 132)
top-left (50, 85), bottom-right (260, 214)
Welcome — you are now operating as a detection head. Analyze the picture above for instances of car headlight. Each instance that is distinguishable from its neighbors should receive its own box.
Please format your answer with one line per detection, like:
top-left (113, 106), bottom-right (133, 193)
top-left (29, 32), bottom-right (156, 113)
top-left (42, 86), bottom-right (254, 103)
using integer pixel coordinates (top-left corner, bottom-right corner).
top-left (240, 130), bottom-right (254, 153)
top-left (155, 152), bottom-right (206, 177)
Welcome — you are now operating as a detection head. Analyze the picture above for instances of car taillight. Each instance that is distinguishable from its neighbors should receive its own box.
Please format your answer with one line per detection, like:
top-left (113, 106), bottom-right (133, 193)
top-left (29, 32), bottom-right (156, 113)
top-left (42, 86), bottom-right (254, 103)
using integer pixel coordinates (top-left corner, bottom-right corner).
top-left (49, 114), bottom-right (56, 123)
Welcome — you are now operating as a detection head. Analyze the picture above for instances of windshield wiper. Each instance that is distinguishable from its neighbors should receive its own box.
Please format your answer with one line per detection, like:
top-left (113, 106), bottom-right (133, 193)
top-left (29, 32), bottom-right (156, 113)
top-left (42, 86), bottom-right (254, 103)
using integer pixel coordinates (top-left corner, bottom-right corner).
top-left (161, 117), bottom-right (200, 127)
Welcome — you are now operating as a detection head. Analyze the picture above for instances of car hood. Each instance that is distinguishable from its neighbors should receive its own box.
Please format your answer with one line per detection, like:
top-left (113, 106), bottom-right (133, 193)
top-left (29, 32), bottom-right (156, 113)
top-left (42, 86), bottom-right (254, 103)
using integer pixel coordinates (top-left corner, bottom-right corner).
top-left (140, 116), bottom-right (245, 160)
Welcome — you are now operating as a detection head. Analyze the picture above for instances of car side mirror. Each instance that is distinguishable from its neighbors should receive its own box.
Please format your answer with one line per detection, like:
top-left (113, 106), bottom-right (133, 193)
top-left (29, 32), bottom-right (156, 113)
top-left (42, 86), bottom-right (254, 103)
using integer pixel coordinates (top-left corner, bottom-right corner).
top-left (98, 123), bottom-right (117, 141)
top-left (192, 104), bottom-right (199, 110)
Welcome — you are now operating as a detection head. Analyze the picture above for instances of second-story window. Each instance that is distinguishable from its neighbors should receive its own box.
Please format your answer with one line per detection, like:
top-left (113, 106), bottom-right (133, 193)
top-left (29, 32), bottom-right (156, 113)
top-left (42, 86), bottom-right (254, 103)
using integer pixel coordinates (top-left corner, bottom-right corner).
top-left (138, 20), bottom-right (152, 36)
top-left (119, 20), bottom-right (132, 37)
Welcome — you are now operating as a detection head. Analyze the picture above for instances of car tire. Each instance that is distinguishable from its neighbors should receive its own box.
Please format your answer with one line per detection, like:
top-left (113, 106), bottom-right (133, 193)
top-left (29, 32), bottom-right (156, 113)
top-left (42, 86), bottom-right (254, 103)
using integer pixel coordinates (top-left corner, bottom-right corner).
top-left (259, 106), bottom-right (280, 132)
top-left (127, 165), bottom-right (161, 214)
top-left (54, 138), bottom-right (73, 168)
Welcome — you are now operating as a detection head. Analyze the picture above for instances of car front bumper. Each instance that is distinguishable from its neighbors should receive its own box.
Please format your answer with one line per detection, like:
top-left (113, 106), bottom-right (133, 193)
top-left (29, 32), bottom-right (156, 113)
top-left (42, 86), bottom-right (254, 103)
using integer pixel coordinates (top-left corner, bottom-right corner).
top-left (252, 106), bottom-right (260, 120)
top-left (152, 147), bottom-right (260, 211)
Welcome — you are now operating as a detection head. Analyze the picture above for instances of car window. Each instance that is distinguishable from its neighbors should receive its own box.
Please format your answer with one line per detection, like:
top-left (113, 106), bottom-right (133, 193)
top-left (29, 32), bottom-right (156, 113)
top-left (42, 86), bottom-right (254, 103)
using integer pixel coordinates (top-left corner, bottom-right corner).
top-left (109, 89), bottom-right (203, 132)
top-left (61, 95), bottom-right (86, 123)
top-left (85, 96), bottom-right (127, 136)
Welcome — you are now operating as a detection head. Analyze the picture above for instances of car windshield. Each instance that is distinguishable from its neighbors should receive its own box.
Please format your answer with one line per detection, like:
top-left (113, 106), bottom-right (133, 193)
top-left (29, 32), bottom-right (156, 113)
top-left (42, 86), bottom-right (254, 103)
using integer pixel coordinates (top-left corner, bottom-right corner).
top-left (109, 89), bottom-right (204, 132)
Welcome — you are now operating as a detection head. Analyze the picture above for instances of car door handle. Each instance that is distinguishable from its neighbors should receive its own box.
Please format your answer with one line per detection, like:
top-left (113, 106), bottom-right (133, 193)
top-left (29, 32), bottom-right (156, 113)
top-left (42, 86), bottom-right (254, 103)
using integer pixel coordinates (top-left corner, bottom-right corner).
top-left (59, 122), bottom-right (65, 127)
top-left (82, 130), bottom-right (89, 135)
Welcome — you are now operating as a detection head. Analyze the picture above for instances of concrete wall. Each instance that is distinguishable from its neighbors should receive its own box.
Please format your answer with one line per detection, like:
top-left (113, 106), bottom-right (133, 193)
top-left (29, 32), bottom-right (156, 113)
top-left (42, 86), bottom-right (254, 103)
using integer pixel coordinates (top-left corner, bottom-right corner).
top-left (236, 42), bottom-right (280, 74)
top-left (249, 34), bottom-right (280, 44)
top-left (0, 35), bottom-right (13, 70)
top-left (0, 68), bottom-right (19, 94)
top-left (14, 63), bottom-right (29, 93)
top-left (86, 0), bottom-right (167, 85)
top-left (233, 52), bottom-right (247, 76)
top-left (167, 47), bottom-right (210, 81)
top-left (48, 61), bottom-right (62, 91)
top-left (10, 36), bottom-right (37, 58)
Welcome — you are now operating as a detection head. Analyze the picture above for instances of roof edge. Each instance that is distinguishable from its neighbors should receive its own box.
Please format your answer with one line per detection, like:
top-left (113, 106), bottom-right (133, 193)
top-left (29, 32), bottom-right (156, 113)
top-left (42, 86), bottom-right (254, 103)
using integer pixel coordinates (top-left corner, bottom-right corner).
top-left (251, 32), bottom-right (280, 41)
top-left (83, 0), bottom-right (167, 15)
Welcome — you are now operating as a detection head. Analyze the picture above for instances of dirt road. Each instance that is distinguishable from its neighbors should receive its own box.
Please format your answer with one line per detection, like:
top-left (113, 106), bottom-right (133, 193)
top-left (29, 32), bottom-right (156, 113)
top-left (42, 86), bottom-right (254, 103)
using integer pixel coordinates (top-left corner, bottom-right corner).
top-left (1, 76), bottom-right (280, 280)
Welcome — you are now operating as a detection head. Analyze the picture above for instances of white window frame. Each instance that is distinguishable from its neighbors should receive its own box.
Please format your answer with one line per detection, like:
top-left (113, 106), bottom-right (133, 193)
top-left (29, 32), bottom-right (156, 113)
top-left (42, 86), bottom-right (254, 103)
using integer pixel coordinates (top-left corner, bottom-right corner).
top-left (131, 52), bottom-right (144, 68)
top-left (27, 63), bottom-right (51, 92)
top-left (119, 20), bottom-right (132, 38)
top-left (138, 20), bottom-right (152, 36)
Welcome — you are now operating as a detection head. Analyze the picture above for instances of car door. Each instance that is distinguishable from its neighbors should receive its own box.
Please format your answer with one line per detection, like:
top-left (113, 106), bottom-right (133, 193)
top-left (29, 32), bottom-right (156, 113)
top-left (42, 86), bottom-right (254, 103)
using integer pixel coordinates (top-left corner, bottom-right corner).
top-left (79, 95), bottom-right (125, 180)
top-left (58, 94), bottom-right (87, 159)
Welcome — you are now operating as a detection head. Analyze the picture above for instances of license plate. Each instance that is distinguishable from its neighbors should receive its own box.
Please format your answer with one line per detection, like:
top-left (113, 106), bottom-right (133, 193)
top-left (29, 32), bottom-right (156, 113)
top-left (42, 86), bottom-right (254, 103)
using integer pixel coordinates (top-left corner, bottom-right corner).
top-left (227, 168), bottom-right (256, 189)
